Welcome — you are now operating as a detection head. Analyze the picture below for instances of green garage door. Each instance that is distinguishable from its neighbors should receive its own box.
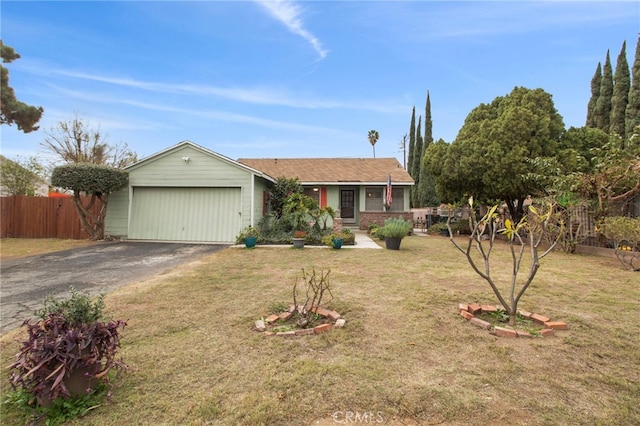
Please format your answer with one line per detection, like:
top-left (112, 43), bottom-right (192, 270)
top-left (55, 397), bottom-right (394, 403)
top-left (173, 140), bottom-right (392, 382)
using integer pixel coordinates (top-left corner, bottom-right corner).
top-left (129, 187), bottom-right (241, 242)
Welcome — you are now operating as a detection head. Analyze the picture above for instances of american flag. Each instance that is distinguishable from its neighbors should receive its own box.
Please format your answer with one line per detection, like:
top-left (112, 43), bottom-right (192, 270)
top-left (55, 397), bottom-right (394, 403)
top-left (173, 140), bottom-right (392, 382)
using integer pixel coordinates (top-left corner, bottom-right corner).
top-left (386, 174), bottom-right (392, 208)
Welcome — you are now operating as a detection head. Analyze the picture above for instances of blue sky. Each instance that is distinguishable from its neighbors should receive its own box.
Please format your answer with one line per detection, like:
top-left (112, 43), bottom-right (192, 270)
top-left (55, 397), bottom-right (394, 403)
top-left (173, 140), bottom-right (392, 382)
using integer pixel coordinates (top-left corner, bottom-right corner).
top-left (1, 1), bottom-right (638, 167)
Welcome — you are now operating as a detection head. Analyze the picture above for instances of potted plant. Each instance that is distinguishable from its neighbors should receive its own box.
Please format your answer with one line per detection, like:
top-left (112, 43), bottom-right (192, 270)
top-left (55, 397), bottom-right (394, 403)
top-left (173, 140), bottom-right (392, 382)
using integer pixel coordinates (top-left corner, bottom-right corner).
top-left (292, 230), bottom-right (307, 248)
top-left (236, 226), bottom-right (260, 248)
top-left (428, 222), bottom-right (450, 237)
top-left (322, 233), bottom-right (344, 249)
top-left (379, 217), bottom-right (412, 250)
top-left (9, 288), bottom-right (128, 409)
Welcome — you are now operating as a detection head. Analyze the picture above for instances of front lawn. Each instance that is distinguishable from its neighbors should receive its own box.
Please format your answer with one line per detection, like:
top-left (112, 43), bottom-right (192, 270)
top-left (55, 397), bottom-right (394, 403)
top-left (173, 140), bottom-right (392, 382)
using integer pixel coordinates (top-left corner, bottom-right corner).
top-left (1, 235), bottom-right (638, 425)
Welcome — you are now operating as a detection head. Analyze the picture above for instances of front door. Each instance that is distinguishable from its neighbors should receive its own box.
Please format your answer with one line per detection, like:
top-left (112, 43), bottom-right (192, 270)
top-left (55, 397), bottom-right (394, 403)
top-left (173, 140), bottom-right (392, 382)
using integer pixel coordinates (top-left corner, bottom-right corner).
top-left (340, 189), bottom-right (355, 224)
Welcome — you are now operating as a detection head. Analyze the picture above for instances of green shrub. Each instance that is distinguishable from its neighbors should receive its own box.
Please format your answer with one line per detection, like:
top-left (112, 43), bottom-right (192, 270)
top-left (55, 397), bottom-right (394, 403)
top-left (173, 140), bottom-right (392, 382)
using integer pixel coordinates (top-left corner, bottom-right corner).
top-left (235, 226), bottom-right (261, 244)
top-left (379, 217), bottom-right (412, 239)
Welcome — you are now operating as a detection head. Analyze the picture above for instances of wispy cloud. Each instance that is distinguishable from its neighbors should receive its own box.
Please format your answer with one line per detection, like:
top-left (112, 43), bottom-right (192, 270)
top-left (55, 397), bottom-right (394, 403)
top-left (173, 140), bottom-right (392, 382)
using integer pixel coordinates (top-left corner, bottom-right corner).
top-left (254, 0), bottom-right (328, 60)
top-left (21, 62), bottom-right (406, 113)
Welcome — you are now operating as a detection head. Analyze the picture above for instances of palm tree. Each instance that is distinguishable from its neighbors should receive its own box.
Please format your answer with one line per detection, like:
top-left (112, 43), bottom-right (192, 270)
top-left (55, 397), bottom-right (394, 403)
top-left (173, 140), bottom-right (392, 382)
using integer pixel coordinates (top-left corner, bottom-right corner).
top-left (368, 130), bottom-right (379, 158)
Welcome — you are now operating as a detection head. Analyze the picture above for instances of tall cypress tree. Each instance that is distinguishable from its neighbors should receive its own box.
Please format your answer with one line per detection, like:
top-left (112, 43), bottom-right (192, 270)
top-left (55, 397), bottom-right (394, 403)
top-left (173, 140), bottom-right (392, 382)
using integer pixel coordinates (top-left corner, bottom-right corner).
top-left (586, 63), bottom-right (602, 127)
top-left (626, 37), bottom-right (640, 140)
top-left (424, 91), bottom-right (433, 148)
top-left (610, 41), bottom-right (630, 138)
top-left (593, 50), bottom-right (613, 132)
top-left (416, 91), bottom-right (435, 207)
top-left (407, 107), bottom-right (416, 173)
top-left (412, 117), bottom-right (423, 207)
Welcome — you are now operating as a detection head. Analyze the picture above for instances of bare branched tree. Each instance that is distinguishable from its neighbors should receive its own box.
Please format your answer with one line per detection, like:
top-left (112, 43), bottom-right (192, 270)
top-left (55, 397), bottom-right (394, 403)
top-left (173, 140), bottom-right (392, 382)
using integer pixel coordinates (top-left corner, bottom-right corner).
top-left (448, 198), bottom-right (561, 326)
top-left (292, 268), bottom-right (333, 327)
top-left (41, 113), bottom-right (137, 168)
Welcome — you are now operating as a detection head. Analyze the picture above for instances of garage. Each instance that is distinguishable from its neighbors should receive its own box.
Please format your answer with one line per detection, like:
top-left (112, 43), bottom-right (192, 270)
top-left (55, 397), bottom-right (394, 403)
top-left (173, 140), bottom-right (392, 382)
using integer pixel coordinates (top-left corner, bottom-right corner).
top-left (105, 141), bottom-right (273, 243)
top-left (128, 187), bottom-right (241, 242)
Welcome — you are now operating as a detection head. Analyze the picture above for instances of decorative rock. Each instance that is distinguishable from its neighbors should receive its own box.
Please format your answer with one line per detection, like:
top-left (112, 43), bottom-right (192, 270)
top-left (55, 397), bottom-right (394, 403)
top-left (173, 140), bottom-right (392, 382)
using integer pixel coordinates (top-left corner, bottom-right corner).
top-left (518, 310), bottom-right (532, 319)
top-left (264, 331), bottom-right (275, 336)
top-left (540, 328), bottom-right (555, 337)
top-left (544, 321), bottom-right (568, 330)
top-left (460, 310), bottom-right (474, 320)
top-left (276, 331), bottom-right (296, 337)
top-left (278, 312), bottom-right (292, 321)
top-left (315, 307), bottom-right (332, 317)
top-left (493, 326), bottom-right (517, 338)
top-left (335, 318), bottom-right (346, 328)
top-left (314, 323), bottom-right (332, 334)
top-left (328, 311), bottom-right (341, 321)
top-left (530, 313), bottom-right (551, 325)
top-left (255, 320), bottom-right (266, 332)
top-left (470, 317), bottom-right (491, 330)
top-left (295, 328), bottom-right (315, 336)
top-left (458, 303), bottom-right (469, 312)
top-left (516, 330), bottom-right (533, 338)
top-left (468, 303), bottom-right (482, 314)
top-left (481, 305), bottom-right (498, 313)
top-left (265, 314), bottom-right (279, 323)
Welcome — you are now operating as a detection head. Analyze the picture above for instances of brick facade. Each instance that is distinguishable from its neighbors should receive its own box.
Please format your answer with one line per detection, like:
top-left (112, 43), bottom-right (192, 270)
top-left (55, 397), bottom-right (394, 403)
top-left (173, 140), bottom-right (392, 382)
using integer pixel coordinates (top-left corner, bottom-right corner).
top-left (358, 211), bottom-right (413, 230)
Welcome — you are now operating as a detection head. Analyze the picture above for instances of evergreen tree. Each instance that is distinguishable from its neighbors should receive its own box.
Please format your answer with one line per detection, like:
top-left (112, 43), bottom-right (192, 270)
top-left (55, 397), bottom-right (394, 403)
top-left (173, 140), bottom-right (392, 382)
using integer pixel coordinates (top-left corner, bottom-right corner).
top-left (593, 50), bottom-right (613, 132)
top-left (407, 107), bottom-right (416, 173)
top-left (412, 117), bottom-right (423, 207)
top-left (416, 91), bottom-right (436, 207)
top-left (1, 41), bottom-right (43, 133)
top-left (610, 41), bottom-right (630, 138)
top-left (424, 91), bottom-right (433, 147)
top-left (586, 63), bottom-right (602, 127)
top-left (626, 37), bottom-right (640, 140)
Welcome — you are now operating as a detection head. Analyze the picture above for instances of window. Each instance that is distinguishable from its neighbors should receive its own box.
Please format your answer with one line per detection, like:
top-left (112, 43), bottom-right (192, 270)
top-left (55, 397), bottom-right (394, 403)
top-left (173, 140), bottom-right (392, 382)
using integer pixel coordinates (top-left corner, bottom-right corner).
top-left (365, 187), bottom-right (383, 211)
top-left (303, 187), bottom-right (320, 205)
top-left (365, 187), bottom-right (404, 211)
top-left (390, 187), bottom-right (404, 211)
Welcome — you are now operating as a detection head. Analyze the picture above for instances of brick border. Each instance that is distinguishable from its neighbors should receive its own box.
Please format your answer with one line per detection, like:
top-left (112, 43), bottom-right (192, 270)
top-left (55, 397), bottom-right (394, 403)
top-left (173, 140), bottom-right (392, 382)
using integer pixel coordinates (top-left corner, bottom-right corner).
top-left (458, 303), bottom-right (568, 338)
top-left (254, 305), bottom-right (346, 337)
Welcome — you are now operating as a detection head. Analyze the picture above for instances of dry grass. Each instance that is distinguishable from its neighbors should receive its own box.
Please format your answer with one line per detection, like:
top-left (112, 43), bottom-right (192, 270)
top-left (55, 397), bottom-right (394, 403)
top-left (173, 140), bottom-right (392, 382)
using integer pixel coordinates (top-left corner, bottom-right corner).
top-left (1, 235), bottom-right (639, 425)
top-left (0, 238), bottom-right (96, 261)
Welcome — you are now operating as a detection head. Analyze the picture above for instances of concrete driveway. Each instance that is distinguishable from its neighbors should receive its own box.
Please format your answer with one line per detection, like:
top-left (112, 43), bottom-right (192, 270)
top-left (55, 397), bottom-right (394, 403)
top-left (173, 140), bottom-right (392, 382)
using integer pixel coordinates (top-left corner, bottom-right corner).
top-left (0, 242), bottom-right (227, 334)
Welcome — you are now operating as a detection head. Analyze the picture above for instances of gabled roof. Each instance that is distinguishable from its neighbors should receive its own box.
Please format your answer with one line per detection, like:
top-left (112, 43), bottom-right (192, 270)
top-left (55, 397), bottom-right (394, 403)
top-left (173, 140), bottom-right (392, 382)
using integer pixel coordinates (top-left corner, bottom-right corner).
top-left (237, 158), bottom-right (414, 185)
top-left (126, 140), bottom-right (273, 181)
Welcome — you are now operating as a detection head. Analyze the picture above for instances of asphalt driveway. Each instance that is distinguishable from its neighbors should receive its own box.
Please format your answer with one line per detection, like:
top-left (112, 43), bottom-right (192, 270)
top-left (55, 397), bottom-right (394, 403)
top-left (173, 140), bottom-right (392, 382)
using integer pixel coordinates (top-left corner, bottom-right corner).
top-left (0, 242), bottom-right (227, 334)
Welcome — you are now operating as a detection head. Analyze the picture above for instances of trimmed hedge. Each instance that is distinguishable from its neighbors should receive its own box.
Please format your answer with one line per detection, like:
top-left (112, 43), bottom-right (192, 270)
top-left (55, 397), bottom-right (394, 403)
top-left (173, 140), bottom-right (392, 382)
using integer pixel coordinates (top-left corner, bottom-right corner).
top-left (51, 163), bottom-right (128, 193)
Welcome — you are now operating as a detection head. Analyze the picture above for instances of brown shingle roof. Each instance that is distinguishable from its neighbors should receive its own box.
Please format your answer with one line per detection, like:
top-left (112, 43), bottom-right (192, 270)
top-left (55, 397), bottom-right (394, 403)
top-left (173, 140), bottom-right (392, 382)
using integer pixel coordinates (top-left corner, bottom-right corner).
top-left (237, 158), bottom-right (414, 185)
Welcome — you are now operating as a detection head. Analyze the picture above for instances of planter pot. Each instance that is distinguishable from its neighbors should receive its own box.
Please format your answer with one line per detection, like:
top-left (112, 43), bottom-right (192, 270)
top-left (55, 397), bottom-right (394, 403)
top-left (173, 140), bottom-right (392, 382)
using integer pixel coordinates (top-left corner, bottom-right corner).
top-left (244, 236), bottom-right (257, 248)
top-left (385, 237), bottom-right (402, 250)
top-left (37, 363), bottom-right (99, 407)
top-left (292, 238), bottom-right (305, 249)
top-left (332, 238), bottom-right (343, 249)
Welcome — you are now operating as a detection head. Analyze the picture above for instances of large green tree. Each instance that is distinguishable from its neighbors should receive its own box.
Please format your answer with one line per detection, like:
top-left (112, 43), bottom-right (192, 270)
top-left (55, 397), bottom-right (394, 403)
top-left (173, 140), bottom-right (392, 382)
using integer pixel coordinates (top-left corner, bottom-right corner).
top-left (610, 41), bottom-right (630, 138)
top-left (586, 63), bottom-right (602, 128)
top-left (593, 50), bottom-right (614, 133)
top-left (436, 87), bottom-right (565, 221)
top-left (407, 107), bottom-right (416, 174)
top-left (626, 37), bottom-right (640, 141)
top-left (0, 155), bottom-right (45, 196)
top-left (0, 41), bottom-right (43, 133)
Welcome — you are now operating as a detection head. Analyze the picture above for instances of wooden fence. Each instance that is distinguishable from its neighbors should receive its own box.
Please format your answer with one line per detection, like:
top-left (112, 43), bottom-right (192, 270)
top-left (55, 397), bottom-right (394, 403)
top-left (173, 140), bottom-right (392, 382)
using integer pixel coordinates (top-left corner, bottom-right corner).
top-left (0, 196), bottom-right (97, 239)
